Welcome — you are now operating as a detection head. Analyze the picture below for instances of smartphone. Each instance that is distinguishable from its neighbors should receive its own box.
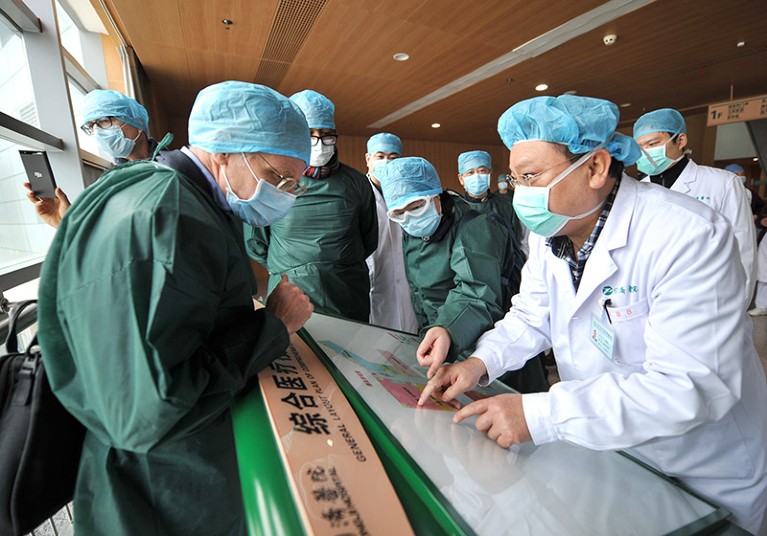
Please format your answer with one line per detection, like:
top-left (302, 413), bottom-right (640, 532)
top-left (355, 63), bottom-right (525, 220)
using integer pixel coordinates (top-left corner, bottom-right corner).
top-left (19, 150), bottom-right (57, 199)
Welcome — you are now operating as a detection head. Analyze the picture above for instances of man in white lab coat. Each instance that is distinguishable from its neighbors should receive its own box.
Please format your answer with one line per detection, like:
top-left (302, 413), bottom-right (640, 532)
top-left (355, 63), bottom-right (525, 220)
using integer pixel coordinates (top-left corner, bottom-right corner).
top-left (418, 95), bottom-right (767, 534)
top-left (365, 133), bottom-right (419, 333)
top-left (632, 108), bottom-right (756, 306)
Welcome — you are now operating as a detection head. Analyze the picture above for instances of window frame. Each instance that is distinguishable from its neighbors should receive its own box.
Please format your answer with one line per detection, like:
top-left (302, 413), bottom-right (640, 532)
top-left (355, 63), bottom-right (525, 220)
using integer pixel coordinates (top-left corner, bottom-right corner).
top-left (0, 0), bottom-right (94, 294)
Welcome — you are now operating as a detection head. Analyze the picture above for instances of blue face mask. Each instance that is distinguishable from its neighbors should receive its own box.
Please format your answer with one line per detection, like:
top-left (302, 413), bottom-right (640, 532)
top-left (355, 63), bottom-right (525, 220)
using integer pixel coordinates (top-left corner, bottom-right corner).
top-left (512, 151), bottom-right (602, 237)
top-left (636, 134), bottom-right (682, 175)
top-left (223, 154), bottom-right (298, 227)
top-left (94, 125), bottom-right (140, 159)
top-left (464, 173), bottom-right (490, 196)
top-left (399, 198), bottom-right (442, 238)
top-left (372, 159), bottom-right (390, 179)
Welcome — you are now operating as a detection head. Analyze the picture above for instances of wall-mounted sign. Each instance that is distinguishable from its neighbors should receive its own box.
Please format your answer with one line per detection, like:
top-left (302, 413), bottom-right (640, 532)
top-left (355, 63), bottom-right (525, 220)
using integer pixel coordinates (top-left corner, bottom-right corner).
top-left (708, 94), bottom-right (767, 126)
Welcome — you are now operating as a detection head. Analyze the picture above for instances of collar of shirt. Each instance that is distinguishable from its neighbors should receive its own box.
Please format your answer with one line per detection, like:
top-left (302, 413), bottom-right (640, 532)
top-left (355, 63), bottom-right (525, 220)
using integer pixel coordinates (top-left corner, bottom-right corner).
top-left (546, 177), bottom-right (621, 290)
top-left (180, 146), bottom-right (230, 211)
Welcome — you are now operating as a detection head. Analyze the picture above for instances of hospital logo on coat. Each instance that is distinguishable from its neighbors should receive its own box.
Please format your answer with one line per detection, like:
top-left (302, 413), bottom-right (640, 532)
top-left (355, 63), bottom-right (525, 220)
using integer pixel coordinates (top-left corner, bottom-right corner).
top-left (602, 285), bottom-right (638, 296)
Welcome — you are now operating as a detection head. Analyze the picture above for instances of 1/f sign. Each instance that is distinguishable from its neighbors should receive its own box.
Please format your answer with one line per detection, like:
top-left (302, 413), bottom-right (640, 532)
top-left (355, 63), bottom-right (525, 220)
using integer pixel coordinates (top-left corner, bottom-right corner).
top-left (707, 95), bottom-right (767, 126)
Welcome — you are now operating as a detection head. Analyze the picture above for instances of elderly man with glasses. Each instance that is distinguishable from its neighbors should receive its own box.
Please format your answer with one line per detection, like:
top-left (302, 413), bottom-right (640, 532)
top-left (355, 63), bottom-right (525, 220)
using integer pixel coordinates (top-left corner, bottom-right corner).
top-left (38, 81), bottom-right (314, 536)
top-left (247, 89), bottom-right (378, 322)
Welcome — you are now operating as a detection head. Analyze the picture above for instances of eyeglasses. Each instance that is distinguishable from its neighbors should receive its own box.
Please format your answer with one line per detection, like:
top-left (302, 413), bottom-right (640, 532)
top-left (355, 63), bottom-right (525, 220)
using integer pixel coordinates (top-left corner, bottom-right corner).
top-left (81, 116), bottom-right (120, 135)
top-left (310, 134), bottom-right (338, 146)
top-left (255, 152), bottom-right (307, 196)
top-left (387, 196), bottom-right (432, 223)
top-left (508, 153), bottom-right (582, 189)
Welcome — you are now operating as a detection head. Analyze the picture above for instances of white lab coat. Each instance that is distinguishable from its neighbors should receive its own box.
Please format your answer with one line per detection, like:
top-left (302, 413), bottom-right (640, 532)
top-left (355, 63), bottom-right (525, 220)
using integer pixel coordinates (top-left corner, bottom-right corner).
top-left (641, 159), bottom-right (757, 306)
top-left (473, 177), bottom-right (767, 534)
top-left (365, 176), bottom-right (418, 333)
top-left (757, 232), bottom-right (767, 283)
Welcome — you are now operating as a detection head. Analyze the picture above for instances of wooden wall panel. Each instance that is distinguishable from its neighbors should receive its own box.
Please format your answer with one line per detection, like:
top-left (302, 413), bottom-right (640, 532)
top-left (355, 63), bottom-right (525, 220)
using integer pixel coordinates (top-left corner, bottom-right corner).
top-left (339, 135), bottom-right (507, 192)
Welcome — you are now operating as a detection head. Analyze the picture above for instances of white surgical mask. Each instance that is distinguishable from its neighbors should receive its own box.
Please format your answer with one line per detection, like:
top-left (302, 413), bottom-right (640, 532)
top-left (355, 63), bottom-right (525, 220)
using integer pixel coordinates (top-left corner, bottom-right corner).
top-left (310, 144), bottom-right (335, 167)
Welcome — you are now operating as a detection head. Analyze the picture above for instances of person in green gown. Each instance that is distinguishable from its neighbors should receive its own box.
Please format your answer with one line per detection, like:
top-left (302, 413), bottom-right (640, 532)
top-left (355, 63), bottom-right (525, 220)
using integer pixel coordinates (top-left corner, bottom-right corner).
top-left (379, 157), bottom-right (548, 393)
top-left (38, 81), bottom-right (314, 535)
top-left (246, 89), bottom-right (377, 322)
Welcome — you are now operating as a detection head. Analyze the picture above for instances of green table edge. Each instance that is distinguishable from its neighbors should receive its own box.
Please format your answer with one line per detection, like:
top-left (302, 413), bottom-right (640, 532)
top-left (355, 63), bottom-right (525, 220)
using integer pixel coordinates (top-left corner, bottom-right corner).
top-left (232, 380), bottom-right (306, 536)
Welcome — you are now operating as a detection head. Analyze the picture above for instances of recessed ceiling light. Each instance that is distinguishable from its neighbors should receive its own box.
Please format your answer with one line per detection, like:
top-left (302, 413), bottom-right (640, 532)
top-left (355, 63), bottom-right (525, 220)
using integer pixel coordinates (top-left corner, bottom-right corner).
top-left (431, 122), bottom-right (441, 128)
top-left (393, 52), bottom-right (410, 61)
top-left (620, 103), bottom-right (631, 108)
top-left (737, 41), bottom-right (746, 48)
top-left (563, 90), bottom-right (577, 95)
top-left (754, 157), bottom-right (759, 161)
top-left (535, 84), bottom-right (549, 91)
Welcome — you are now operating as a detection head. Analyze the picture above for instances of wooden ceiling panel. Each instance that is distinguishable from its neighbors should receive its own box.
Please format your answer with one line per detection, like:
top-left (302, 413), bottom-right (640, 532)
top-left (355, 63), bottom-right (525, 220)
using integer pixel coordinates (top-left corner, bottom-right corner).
top-left (177, 0), bottom-right (278, 56)
top-left (99, 0), bottom-right (767, 149)
top-left (378, 0), bottom-right (767, 144)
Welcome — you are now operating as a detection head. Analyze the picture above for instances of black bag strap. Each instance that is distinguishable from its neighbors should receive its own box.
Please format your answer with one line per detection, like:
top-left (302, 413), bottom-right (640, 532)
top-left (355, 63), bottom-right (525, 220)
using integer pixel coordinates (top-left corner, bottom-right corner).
top-left (3, 300), bottom-right (37, 354)
top-left (11, 334), bottom-right (40, 407)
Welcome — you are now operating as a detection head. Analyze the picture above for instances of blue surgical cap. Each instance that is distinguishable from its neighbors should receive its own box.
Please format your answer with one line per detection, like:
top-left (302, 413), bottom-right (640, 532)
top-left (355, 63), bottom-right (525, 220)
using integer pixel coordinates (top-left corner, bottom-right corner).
top-left (633, 108), bottom-right (687, 139)
top-left (725, 163), bottom-right (744, 174)
top-left (188, 81), bottom-right (311, 166)
top-left (458, 150), bottom-right (492, 174)
top-left (289, 89), bottom-right (335, 130)
top-left (82, 89), bottom-right (149, 133)
top-left (367, 133), bottom-right (402, 155)
top-left (498, 95), bottom-right (641, 166)
top-left (379, 157), bottom-right (442, 210)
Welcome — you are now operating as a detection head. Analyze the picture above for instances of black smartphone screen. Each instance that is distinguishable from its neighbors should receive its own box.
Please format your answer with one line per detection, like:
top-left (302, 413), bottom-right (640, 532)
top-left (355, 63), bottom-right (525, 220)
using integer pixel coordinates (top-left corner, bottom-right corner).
top-left (19, 150), bottom-right (57, 199)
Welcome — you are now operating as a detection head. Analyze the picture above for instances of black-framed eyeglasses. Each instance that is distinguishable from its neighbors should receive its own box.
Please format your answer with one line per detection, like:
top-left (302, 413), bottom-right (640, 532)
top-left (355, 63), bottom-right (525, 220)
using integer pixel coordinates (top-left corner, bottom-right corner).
top-left (310, 134), bottom-right (338, 146)
top-left (81, 117), bottom-right (119, 135)
top-left (255, 152), bottom-right (307, 196)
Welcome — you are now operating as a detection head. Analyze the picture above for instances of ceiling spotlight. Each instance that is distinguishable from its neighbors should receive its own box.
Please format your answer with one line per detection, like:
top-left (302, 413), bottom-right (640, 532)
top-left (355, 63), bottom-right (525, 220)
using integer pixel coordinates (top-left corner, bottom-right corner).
top-left (737, 41), bottom-right (746, 48)
top-left (431, 122), bottom-right (441, 128)
top-left (563, 90), bottom-right (578, 95)
top-left (393, 52), bottom-right (410, 62)
top-left (754, 157), bottom-right (759, 161)
top-left (620, 103), bottom-right (632, 108)
top-left (535, 84), bottom-right (548, 91)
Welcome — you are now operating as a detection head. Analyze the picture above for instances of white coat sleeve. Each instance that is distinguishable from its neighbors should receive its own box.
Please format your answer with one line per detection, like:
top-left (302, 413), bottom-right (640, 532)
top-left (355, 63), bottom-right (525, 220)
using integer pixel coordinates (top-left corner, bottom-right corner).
top-left (523, 215), bottom-right (747, 449)
top-left (720, 175), bottom-right (757, 304)
top-left (472, 235), bottom-right (552, 382)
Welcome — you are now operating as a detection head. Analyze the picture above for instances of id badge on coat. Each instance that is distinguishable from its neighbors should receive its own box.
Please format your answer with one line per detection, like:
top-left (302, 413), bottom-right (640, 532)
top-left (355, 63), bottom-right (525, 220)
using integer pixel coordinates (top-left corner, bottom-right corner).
top-left (590, 313), bottom-right (615, 360)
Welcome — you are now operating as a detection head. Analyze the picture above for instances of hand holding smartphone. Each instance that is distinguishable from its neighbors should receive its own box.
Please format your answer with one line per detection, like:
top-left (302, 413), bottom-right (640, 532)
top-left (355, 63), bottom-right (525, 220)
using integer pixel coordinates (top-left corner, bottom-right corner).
top-left (19, 150), bottom-right (57, 199)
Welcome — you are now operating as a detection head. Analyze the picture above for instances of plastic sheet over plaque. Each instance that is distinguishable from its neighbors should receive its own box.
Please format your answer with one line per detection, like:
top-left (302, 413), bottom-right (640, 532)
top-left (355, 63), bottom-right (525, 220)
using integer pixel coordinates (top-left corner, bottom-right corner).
top-left (303, 313), bottom-right (725, 536)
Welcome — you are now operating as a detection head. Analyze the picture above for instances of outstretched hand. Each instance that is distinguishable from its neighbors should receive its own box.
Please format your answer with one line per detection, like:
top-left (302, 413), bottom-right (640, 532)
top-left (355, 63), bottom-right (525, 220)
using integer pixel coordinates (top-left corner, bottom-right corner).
top-left (417, 357), bottom-right (487, 407)
top-left (416, 326), bottom-right (452, 378)
top-left (24, 183), bottom-right (70, 229)
top-left (453, 393), bottom-right (532, 449)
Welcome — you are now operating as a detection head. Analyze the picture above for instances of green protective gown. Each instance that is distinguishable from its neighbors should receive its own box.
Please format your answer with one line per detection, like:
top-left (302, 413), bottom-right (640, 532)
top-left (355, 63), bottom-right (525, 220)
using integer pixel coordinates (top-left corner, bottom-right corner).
top-left (456, 190), bottom-right (524, 250)
top-left (452, 191), bottom-right (549, 393)
top-left (37, 153), bottom-right (290, 536)
top-left (403, 193), bottom-right (516, 359)
top-left (246, 163), bottom-right (377, 322)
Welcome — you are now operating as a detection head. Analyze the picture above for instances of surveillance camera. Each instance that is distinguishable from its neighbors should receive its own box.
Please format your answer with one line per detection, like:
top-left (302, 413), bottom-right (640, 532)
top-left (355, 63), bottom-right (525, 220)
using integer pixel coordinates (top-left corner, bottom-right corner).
top-left (603, 34), bottom-right (617, 46)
